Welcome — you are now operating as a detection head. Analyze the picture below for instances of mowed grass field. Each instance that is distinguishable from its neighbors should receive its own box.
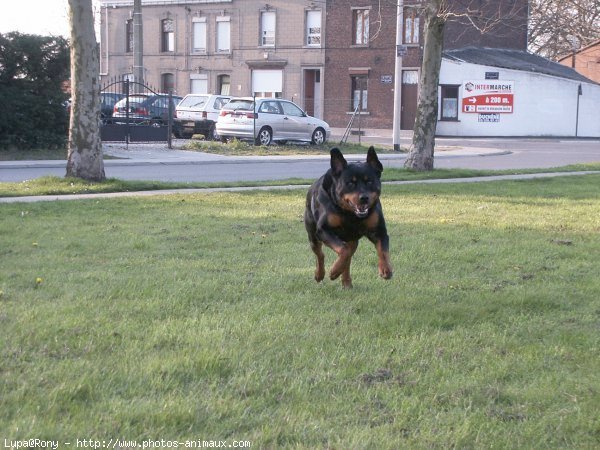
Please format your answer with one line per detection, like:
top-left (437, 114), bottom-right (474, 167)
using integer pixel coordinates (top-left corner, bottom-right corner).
top-left (1, 175), bottom-right (599, 448)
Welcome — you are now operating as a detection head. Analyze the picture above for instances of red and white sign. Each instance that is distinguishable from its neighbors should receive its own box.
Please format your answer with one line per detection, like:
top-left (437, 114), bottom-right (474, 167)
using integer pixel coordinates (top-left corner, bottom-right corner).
top-left (462, 81), bottom-right (514, 113)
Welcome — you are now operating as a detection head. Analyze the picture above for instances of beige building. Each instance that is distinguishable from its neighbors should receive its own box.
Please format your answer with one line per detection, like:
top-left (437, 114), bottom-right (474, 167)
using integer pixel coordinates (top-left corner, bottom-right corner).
top-left (99, 0), bottom-right (326, 117)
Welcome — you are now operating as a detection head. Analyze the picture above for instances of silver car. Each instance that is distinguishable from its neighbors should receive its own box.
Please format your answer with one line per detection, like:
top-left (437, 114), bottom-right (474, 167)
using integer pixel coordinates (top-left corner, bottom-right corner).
top-left (216, 97), bottom-right (331, 145)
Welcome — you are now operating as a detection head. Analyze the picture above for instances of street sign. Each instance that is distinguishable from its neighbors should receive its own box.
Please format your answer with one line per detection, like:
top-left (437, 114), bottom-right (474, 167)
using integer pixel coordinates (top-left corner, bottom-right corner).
top-left (462, 80), bottom-right (514, 113)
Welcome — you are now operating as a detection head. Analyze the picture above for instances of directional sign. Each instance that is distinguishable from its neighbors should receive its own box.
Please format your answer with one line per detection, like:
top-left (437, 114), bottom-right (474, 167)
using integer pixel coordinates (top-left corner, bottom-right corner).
top-left (462, 80), bottom-right (514, 113)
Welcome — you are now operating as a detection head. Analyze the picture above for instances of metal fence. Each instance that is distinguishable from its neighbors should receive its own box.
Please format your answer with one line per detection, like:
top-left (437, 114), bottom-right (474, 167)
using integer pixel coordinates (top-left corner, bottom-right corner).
top-left (100, 78), bottom-right (174, 147)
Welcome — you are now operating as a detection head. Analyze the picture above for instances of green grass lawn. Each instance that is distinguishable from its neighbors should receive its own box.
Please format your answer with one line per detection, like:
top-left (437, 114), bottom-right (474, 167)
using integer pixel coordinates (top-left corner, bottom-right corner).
top-left (1, 163), bottom-right (600, 198)
top-left (1, 175), bottom-right (599, 447)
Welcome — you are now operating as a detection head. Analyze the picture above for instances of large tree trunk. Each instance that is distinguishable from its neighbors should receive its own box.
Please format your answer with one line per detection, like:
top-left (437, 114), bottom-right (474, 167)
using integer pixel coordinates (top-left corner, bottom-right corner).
top-left (404, 0), bottom-right (446, 171)
top-left (66, 0), bottom-right (105, 181)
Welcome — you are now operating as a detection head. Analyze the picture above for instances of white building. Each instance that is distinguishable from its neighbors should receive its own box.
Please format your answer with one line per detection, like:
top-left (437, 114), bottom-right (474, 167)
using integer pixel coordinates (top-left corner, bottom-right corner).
top-left (436, 48), bottom-right (600, 138)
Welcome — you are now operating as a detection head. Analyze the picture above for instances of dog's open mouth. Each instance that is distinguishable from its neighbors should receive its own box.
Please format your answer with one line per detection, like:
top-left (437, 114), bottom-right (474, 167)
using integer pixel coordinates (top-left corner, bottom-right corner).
top-left (351, 203), bottom-right (370, 218)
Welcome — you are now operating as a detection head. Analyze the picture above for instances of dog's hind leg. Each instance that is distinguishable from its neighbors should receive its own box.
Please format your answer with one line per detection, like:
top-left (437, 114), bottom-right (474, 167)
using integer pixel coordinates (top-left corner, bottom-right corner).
top-left (310, 240), bottom-right (326, 282)
top-left (329, 240), bottom-right (358, 288)
top-left (340, 241), bottom-right (359, 289)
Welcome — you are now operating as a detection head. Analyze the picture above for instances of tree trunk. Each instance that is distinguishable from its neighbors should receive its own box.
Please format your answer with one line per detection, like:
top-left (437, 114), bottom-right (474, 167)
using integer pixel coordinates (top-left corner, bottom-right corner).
top-left (66, 0), bottom-right (105, 181)
top-left (404, 0), bottom-right (446, 171)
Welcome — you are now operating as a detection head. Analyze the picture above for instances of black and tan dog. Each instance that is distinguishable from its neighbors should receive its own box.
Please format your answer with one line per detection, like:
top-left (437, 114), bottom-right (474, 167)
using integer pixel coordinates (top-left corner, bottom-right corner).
top-left (304, 147), bottom-right (392, 288)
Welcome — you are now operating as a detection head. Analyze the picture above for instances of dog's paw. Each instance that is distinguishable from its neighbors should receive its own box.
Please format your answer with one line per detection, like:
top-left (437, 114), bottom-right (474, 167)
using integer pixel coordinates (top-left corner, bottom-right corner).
top-left (315, 268), bottom-right (325, 282)
top-left (379, 265), bottom-right (393, 280)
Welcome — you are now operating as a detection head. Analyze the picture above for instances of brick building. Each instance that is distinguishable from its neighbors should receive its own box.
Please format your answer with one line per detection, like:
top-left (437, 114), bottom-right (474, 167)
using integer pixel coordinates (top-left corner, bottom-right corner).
top-left (323, 0), bottom-right (530, 129)
top-left (99, 0), bottom-right (326, 117)
top-left (557, 39), bottom-right (600, 84)
top-left (99, 0), bottom-right (529, 128)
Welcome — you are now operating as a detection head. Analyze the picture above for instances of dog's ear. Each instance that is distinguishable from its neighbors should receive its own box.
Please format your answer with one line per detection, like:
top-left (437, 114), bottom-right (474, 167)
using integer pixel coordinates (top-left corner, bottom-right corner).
top-left (366, 146), bottom-right (383, 174)
top-left (330, 148), bottom-right (347, 177)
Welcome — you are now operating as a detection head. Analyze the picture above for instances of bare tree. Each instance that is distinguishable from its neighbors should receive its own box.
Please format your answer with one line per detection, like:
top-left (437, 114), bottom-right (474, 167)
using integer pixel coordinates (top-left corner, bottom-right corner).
top-left (404, 0), bottom-right (527, 171)
top-left (404, 0), bottom-right (445, 171)
top-left (66, 0), bottom-right (105, 181)
top-left (529, 0), bottom-right (600, 59)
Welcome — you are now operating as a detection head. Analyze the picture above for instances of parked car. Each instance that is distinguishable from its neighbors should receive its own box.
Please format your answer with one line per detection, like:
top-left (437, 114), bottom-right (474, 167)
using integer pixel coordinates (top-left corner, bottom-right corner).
top-left (174, 94), bottom-right (231, 139)
top-left (112, 94), bottom-right (183, 126)
top-left (100, 92), bottom-right (125, 124)
top-left (216, 97), bottom-right (330, 146)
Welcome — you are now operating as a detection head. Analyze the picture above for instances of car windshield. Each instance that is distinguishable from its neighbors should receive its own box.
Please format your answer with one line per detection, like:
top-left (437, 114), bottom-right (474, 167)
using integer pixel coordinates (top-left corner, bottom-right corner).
top-left (226, 100), bottom-right (254, 111)
top-left (179, 95), bottom-right (208, 108)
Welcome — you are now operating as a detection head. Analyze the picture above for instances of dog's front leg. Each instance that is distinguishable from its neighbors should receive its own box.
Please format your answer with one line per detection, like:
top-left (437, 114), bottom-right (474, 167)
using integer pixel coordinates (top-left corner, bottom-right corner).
top-left (317, 228), bottom-right (354, 286)
top-left (368, 231), bottom-right (393, 280)
top-left (375, 235), bottom-right (393, 279)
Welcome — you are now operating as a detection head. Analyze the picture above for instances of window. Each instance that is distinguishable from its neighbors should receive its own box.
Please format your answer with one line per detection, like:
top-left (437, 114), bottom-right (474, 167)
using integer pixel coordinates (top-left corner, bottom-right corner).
top-left (192, 17), bottom-right (206, 53)
top-left (261, 11), bottom-right (276, 47)
top-left (351, 76), bottom-right (368, 110)
top-left (217, 74), bottom-right (231, 95)
top-left (440, 85), bottom-right (459, 121)
top-left (216, 16), bottom-right (230, 53)
top-left (305, 10), bottom-right (321, 46)
top-left (161, 73), bottom-right (175, 93)
top-left (126, 19), bottom-right (133, 52)
top-left (213, 96), bottom-right (230, 110)
top-left (258, 101), bottom-right (282, 114)
top-left (404, 8), bottom-right (420, 44)
top-left (190, 74), bottom-right (208, 94)
top-left (161, 19), bottom-right (174, 52)
top-left (252, 69), bottom-right (283, 98)
top-left (281, 101), bottom-right (304, 117)
top-left (352, 9), bottom-right (369, 45)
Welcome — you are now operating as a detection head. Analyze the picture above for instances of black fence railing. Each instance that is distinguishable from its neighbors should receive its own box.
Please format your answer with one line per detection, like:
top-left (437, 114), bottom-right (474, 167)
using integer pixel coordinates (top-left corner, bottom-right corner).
top-left (100, 78), bottom-right (176, 147)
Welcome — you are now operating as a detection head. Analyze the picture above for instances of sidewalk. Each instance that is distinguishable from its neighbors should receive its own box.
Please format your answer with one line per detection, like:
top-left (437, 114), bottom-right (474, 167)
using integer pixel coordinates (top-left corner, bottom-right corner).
top-left (2, 171), bottom-right (598, 204)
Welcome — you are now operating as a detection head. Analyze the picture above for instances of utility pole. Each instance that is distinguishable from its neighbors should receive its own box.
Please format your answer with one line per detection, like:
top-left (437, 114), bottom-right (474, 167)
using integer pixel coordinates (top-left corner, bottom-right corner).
top-left (392, 1), bottom-right (404, 151)
top-left (133, 0), bottom-right (144, 93)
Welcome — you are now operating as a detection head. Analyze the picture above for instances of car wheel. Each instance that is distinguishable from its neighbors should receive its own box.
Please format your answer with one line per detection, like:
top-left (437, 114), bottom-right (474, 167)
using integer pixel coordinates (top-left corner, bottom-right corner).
top-left (150, 119), bottom-right (162, 128)
top-left (209, 125), bottom-right (219, 141)
top-left (311, 128), bottom-right (326, 145)
top-left (256, 127), bottom-right (273, 146)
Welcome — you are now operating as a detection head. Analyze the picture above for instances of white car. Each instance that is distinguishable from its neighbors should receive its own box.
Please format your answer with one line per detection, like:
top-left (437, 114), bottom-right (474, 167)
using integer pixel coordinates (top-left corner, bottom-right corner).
top-left (174, 94), bottom-right (231, 139)
top-left (216, 97), bottom-right (330, 145)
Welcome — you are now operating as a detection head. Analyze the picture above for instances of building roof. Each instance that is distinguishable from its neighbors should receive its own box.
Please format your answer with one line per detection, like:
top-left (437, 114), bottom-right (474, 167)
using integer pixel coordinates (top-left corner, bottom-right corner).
top-left (443, 47), bottom-right (597, 84)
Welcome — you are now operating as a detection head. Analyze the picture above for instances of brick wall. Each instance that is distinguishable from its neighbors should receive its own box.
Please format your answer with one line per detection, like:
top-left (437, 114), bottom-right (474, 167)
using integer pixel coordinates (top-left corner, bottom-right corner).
top-left (323, 0), bottom-right (529, 129)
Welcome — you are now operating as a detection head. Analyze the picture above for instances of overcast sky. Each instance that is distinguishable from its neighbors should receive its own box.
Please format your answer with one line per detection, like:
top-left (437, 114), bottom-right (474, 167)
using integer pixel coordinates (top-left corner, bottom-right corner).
top-left (0, 0), bottom-right (102, 37)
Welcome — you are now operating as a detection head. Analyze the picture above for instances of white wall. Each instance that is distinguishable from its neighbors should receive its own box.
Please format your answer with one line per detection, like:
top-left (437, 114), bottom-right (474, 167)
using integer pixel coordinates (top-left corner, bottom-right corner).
top-left (437, 59), bottom-right (600, 137)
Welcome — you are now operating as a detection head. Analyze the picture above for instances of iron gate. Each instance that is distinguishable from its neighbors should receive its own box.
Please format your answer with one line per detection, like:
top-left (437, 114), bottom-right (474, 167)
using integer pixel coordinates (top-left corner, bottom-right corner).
top-left (100, 78), bottom-right (176, 147)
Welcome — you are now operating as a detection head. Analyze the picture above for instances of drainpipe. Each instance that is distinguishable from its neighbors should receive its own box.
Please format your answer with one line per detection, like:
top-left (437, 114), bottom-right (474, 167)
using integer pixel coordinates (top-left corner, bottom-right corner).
top-left (575, 84), bottom-right (582, 137)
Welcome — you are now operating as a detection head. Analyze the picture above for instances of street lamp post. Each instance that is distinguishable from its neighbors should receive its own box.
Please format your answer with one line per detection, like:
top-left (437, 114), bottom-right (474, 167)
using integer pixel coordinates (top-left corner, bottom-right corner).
top-left (392, 1), bottom-right (404, 151)
top-left (133, 0), bottom-right (144, 93)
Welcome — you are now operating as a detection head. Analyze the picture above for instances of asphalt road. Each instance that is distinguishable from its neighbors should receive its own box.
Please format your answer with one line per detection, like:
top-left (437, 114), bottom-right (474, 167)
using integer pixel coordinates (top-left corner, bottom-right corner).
top-left (1, 136), bottom-right (599, 183)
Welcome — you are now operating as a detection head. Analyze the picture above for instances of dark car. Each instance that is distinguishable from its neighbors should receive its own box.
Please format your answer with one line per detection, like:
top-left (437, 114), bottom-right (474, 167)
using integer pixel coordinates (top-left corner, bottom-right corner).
top-left (100, 92), bottom-right (125, 124)
top-left (112, 94), bottom-right (183, 126)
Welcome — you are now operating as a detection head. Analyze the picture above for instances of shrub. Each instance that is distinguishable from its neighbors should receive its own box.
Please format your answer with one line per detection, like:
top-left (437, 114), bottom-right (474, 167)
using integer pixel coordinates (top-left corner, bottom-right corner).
top-left (0, 32), bottom-right (70, 150)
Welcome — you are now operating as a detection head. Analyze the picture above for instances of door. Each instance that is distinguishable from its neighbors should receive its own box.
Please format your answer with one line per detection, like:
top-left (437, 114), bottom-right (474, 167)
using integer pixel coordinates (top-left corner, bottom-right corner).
top-left (401, 70), bottom-right (419, 130)
top-left (280, 100), bottom-right (310, 139)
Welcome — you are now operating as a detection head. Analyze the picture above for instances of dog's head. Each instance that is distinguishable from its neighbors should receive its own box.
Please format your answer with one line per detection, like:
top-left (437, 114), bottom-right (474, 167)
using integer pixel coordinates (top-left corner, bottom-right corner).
top-left (329, 146), bottom-right (383, 218)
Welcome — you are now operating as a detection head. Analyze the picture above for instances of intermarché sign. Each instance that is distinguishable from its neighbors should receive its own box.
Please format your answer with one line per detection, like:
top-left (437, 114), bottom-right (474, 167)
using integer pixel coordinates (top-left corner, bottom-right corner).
top-left (462, 80), bottom-right (515, 114)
